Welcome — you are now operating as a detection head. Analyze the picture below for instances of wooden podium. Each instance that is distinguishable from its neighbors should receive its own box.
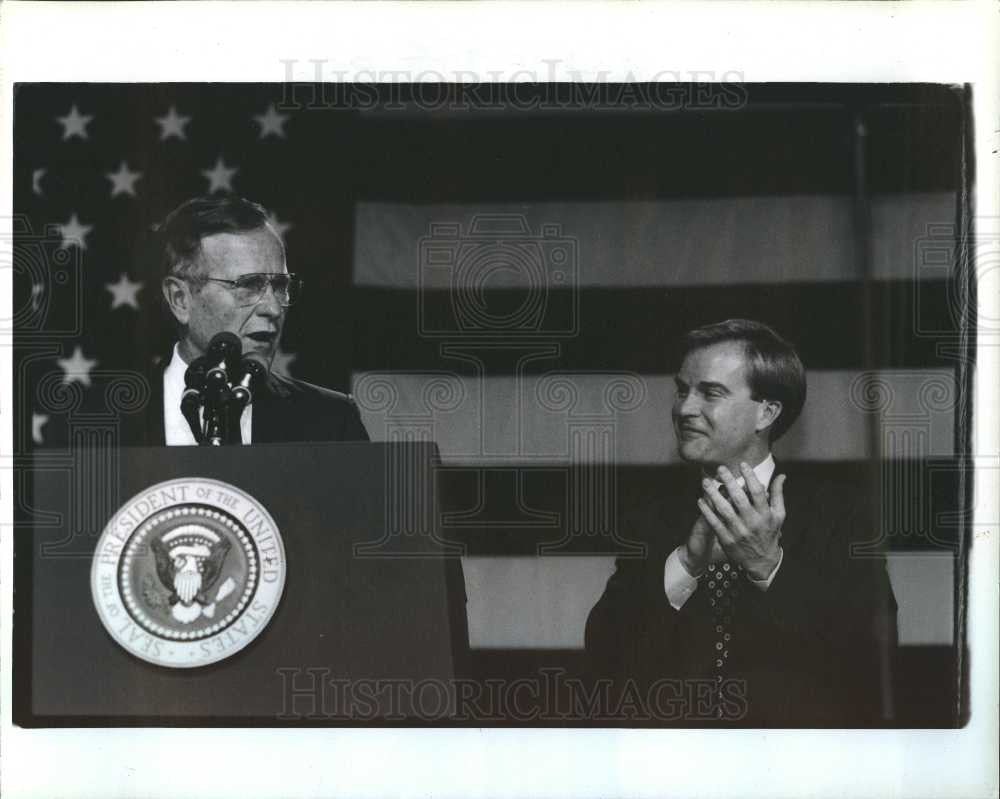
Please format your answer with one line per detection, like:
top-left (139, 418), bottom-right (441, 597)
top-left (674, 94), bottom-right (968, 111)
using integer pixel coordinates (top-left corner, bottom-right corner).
top-left (15, 442), bottom-right (467, 726)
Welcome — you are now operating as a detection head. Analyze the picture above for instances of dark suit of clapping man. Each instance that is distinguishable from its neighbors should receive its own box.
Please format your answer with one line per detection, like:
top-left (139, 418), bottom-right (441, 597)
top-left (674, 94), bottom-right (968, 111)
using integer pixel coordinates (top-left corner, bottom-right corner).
top-left (132, 195), bottom-right (369, 446)
top-left (585, 319), bottom-right (897, 726)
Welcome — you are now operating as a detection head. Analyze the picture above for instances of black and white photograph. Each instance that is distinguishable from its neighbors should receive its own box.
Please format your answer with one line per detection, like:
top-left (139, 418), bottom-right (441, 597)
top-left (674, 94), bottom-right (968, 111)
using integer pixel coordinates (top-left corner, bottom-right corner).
top-left (1, 4), bottom-right (997, 798)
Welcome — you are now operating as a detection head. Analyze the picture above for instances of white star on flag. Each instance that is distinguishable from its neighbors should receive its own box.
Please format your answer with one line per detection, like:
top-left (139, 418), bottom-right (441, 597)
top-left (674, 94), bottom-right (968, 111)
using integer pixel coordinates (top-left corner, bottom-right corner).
top-left (202, 157), bottom-right (238, 193)
top-left (32, 413), bottom-right (50, 445)
top-left (254, 104), bottom-right (289, 139)
top-left (271, 346), bottom-right (297, 376)
top-left (155, 106), bottom-right (191, 141)
top-left (58, 213), bottom-right (93, 250)
top-left (32, 168), bottom-right (46, 196)
top-left (56, 105), bottom-right (93, 140)
top-left (106, 273), bottom-right (143, 309)
top-left (57, 346), bottom-right (98, 387)
top-left (106, 161), bottom-right (143, 197)
top-left (266, 212), bottom-right (292, 238)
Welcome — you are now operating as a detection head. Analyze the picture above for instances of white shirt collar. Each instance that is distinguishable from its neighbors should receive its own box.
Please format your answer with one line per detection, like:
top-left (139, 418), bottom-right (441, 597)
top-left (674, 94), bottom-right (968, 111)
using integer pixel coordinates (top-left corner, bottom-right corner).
top-left (163, 344), bottom-right (197, 446)
top-left (163, 342), bottom-right (188, 396)
top-left (706, 453), bottom-right (775, 491)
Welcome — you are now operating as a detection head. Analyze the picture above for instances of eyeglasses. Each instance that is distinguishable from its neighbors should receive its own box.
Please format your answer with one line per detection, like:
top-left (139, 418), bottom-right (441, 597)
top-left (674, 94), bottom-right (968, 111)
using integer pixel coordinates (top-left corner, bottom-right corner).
top-left (200, 273), bottom-right (304, 307)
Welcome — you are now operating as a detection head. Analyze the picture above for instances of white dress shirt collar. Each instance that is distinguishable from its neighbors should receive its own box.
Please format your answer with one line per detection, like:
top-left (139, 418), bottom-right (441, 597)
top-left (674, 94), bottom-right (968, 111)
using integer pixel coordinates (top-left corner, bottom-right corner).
top-left (163, 344), bottom-right (197, 446)
top-left (705, 453), bottom-right (776, 492)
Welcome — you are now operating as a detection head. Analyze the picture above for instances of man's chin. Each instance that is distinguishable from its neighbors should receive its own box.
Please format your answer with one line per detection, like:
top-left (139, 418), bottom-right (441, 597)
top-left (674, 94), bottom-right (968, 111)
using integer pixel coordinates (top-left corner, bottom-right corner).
top-left (677, 440), bottom-right (711, 465)
top-left (241, 338), bottom-right (276, 363)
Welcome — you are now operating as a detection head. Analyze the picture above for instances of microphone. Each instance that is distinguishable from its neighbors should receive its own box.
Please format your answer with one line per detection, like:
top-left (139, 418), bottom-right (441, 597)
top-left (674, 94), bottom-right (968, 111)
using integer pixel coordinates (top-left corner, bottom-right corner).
top-left (181, 356), bottom-right (209, 443)
top-left (230, 354), bottom-right (267, 415)
top-left (204, 332), bottom-right (242, 396)
top-left (203, 333), bottom-right (242, 446)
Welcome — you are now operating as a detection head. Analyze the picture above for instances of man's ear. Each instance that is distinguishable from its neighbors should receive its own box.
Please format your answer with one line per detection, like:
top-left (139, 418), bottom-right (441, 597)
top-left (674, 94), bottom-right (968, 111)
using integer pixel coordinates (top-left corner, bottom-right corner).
top-left (756, 399), bottom-right (783, 434)
top-left (162, 275), bottom-right (192, 325)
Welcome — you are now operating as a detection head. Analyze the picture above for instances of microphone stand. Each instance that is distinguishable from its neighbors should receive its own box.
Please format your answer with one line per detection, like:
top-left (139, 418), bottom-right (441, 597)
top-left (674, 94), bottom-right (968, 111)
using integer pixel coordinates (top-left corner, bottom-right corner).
top-left (200, 332), bottom-right (243, 446)
top-left (225, 356), bottom-right (267, 444)
top-left (181, 334), bottom-right (255, 446)
top-left (203, 391), bottom-right (227, 446)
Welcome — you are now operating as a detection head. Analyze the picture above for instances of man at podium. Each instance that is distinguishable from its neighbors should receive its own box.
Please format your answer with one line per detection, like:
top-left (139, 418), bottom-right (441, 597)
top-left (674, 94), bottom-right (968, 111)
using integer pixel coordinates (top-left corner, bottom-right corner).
top-left (127, 193), bottom-right (369, 446)
top-left (15, 195), bottom-right (471, 724)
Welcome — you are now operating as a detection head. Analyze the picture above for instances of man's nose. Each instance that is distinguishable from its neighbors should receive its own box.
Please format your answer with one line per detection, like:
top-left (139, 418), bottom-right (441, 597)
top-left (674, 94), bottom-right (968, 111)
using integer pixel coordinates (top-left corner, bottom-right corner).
top-left (674, 392), bottom-right (700, 416)
top-left (254, 283), bottom-right (284, 318)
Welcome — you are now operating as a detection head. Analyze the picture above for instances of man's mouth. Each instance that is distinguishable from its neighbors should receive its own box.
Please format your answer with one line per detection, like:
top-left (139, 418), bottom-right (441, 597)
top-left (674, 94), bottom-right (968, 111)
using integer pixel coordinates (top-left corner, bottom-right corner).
top-left (678, 426), bottom-right (706, 437)
top-left (244, 331), bottom-right (277, 346)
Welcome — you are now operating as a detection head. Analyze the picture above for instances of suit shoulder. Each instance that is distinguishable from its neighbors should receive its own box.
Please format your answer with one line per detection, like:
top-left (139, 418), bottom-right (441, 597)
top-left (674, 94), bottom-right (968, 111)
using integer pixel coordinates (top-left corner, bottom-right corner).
top-left (782, 467), bottom-right (874, 515)
top-left (265, 371), bottom-right (370, 441)
top-left (269, 372), bottom-right (358, 408)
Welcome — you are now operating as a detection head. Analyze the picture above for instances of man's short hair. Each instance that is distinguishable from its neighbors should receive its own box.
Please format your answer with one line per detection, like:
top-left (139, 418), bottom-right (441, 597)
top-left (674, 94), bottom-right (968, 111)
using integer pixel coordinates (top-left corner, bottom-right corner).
top-left (678, 319), bottom-right (806, 442)
top-left (153, 195), bottom-right (278, 282)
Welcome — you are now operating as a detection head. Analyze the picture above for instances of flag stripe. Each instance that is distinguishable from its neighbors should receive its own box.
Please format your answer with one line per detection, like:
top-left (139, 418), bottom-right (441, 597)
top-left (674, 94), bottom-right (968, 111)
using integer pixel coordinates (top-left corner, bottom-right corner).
top-left (354, 369), bottom-right (958, 465)
top-left (462, 553), bottom-right (953, 649)
top-left (347, 281), bottom-right (960, 373)
top-left (431, 459), bottom-right (964, 556)
top-left (354, 193), bottom-right (956, 288)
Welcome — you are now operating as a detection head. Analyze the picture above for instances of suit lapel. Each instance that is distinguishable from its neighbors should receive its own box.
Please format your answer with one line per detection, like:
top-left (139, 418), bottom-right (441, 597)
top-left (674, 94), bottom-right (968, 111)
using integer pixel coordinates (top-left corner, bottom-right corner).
top-left (250, 372), bottom-right (292, 444)
top-left (120, 356), bottom-right (167, 446)
top-left (148, 358), bottom-right (167, 445)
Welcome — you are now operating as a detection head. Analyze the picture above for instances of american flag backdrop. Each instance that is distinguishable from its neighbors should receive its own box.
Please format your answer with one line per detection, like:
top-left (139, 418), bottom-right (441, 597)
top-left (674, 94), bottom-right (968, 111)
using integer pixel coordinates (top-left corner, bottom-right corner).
top-left (12, 83), bottom-right (972, 725)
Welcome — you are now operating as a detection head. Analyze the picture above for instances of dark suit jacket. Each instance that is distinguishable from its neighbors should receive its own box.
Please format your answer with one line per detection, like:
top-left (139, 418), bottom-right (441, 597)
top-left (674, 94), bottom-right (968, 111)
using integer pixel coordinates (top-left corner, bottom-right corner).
top-left (585, 465), bottom-right (898, 727)
top-left (120, 358), bottom-right (370, 446)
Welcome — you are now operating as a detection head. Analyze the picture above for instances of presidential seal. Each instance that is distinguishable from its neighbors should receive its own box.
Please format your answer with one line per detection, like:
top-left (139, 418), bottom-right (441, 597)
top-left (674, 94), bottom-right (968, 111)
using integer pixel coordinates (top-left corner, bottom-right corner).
top-left (91, 477), bottom-right (286, 668)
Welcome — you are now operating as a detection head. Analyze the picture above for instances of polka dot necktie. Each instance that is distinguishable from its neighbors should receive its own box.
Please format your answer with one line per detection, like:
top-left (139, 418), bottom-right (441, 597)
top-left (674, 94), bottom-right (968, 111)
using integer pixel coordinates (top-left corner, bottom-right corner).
top-left (707, 560), bottom-right (743, 671)
top-left (704, 559), bottom-right (743, 719)
top-left (706, 483), bottom-right (743, 716)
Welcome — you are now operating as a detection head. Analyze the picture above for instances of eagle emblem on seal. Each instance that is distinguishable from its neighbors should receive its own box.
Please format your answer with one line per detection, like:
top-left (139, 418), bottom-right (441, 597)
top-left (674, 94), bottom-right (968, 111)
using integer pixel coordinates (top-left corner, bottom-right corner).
top-left (150, 525), bottom-right (237, 624)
